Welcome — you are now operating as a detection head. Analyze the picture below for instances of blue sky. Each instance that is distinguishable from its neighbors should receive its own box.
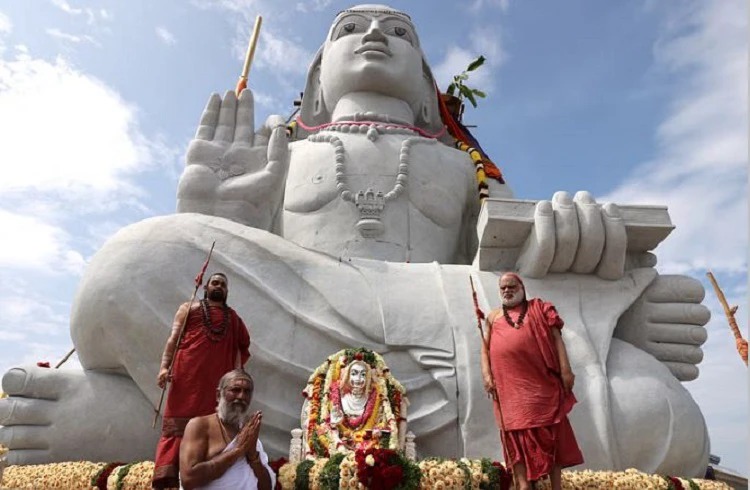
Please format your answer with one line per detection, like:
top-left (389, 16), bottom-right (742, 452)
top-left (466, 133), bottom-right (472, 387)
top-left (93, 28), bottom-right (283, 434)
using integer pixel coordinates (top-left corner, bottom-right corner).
top-left (0, 0), bottom-right (746, 475)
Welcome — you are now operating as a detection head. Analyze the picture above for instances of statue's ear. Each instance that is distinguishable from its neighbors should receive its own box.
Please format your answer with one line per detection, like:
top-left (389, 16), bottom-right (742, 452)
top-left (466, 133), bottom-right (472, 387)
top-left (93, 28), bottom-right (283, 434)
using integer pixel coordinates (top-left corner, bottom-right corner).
top-left (298, 47), bottom-right (328, 134)
top-left (414, 60), bottom-right (443, 135)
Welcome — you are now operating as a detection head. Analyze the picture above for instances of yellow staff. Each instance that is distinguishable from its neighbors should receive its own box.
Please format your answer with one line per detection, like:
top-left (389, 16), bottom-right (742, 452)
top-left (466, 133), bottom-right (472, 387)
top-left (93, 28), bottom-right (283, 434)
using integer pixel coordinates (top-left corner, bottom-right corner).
top-left (236, 15), bottom-right (263, 94)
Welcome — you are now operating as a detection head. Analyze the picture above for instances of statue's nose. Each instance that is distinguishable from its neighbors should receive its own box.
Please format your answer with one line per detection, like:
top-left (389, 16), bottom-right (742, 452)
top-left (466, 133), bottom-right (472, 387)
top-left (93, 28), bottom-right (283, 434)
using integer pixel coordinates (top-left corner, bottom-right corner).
top-left (362, 20), bottom-right (388, 45)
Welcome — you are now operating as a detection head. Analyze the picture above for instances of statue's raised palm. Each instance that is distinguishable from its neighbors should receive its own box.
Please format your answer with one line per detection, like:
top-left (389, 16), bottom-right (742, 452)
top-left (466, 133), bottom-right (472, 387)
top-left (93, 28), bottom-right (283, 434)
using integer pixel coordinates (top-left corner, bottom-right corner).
top-left (177, 90), bottom-right (288, 231)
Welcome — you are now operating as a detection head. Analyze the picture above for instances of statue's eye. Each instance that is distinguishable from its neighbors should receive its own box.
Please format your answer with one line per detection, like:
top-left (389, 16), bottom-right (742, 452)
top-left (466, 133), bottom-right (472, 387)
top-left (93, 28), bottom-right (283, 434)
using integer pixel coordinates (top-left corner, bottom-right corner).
top-left (344, 23), bottom-right (356, 33)
top-left (394, 26), bottom-right (406, 36)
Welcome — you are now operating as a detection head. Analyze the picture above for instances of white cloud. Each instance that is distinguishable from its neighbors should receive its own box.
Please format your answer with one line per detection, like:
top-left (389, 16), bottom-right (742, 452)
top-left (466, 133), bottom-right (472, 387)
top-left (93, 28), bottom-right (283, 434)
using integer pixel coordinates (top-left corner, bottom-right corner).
top-left (0, 50), bottom-right (153, 200)
top-left (156, 26), bottom-right (177, 46)
top-left (601, 1), bottom-right (747, 275)
top-left (432, 25), bottom-right (504, 97)
top-left (0, 11), bottom-right (11, 35)
top-left (50, 0), bottom-right (82, 15)
top-left (470, 0), bottom-right (510, 14)
top-left (49, 0), bottom-right (98, 25)
top-left (241, 29), bottom-right (312, 77)
top-left (295, 0), bottom-right (332, 13)
top-left (46, 28), bottom-right (98, 46)
top-left (0, 210), bottom-right (85, 273)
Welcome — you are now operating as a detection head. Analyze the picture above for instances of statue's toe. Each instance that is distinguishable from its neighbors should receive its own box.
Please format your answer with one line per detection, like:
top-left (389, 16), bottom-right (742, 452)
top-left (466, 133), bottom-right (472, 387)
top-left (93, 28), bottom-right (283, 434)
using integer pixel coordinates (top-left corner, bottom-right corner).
top-left (0, 424), bottom-right (48, 450)
top-left (0, 396), bottom-right (53, 425)
top-left (2, 366), bottom-right (75, 400)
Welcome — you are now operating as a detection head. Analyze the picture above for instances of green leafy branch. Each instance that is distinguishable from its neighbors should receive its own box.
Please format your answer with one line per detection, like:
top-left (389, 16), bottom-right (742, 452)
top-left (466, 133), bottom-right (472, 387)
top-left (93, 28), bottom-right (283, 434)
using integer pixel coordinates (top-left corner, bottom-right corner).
top-left (446, 55), bottom-right (487, 108)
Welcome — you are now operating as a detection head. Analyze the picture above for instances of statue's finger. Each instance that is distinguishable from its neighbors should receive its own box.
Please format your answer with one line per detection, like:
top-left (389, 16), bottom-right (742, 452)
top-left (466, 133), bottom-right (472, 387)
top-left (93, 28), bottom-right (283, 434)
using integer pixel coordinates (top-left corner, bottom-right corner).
top-left (214, 90), bottom-right (238, 142)
top-left (646, 322), bottom-right (707, 345)
top-left (266, 125), bottom-right (290, 177)
top-left (255, 115), bottom-right (287, 146)
top-left (647, 342), bottom-right (704, 365)
top-left (596, 202), bottom-right (627, 280)
top-left (548, 191), bottom-right (579, 273)
top-left (662, 362), bottom-right (699, 382)
top-left (646, 303), bottom-right (710, 326)
top-left (516, 200), bottom-right (555, 278)
top-left (195, 93), bottom-right (222, 141)
top-left (646, 275), bottom-right (705, 304)
top-left (234, 89), bottom-right (256, 144)
top-left (570, 191), bottom-right (605, 274)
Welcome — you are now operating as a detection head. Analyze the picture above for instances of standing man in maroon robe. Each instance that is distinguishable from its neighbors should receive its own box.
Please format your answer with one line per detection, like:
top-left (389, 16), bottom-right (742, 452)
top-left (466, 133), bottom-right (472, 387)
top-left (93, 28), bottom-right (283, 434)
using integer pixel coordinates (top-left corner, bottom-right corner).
top-left (481, 272), bottom-right (583, 490)
top-left (152, 272), bottom-right (251, 489)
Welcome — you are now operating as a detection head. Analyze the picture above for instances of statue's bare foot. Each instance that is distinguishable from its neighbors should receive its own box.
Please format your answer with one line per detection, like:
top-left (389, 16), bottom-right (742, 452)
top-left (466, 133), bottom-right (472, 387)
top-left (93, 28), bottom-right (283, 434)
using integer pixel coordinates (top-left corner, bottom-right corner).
top-left (0, 366), bottom-right (159, 464)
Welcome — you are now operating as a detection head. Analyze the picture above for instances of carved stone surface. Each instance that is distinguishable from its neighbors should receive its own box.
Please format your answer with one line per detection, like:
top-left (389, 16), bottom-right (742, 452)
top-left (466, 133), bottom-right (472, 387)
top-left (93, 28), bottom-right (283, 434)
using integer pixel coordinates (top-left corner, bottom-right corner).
top-left (0, 3), bottom-right (710, 478)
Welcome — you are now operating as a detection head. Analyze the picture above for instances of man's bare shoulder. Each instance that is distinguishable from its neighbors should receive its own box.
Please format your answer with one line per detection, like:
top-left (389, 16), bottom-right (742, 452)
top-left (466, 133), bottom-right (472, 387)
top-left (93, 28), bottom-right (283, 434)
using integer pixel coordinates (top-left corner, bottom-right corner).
top-left (185, 413), bottom-right (213, 434)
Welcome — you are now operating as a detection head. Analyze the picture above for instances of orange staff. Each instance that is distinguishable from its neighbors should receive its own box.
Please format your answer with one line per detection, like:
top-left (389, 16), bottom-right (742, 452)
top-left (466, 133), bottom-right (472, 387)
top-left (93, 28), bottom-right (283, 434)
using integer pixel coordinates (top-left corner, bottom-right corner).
top-left (706, 271), bottom-right (747, 366)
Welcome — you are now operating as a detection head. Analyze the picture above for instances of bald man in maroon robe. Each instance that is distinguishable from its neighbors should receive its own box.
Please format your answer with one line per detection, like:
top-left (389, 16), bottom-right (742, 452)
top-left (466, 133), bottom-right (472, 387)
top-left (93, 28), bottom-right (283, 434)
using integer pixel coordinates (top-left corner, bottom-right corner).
top-left (153, 272), bottom-right (251, 489)
top-left (481, 272), bottom-right (583, 490)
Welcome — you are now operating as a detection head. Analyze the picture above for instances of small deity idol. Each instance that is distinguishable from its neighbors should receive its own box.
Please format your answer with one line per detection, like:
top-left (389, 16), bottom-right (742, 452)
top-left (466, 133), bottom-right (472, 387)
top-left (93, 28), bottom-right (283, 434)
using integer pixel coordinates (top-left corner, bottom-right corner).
top-left (301, 349), bottom-right (407, 457)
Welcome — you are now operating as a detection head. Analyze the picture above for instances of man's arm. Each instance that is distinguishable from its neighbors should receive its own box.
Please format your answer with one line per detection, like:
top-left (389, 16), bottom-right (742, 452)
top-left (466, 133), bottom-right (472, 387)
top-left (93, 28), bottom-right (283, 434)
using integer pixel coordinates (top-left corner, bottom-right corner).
top-left (249, 441), bottom-right (273, 490)
top-left (179, 417), bottom-right (246, 490)
top-left (157, 302), bottom-right (191, 388)
top-left (550, 328), bottom-right (575, 392)
top-left (480, 310), bottom-right (499, 394)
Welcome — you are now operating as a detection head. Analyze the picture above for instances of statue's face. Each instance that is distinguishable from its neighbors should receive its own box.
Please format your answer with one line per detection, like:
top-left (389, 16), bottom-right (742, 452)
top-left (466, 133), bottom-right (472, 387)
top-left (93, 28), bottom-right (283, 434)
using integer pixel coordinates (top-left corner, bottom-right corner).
top-left (320, 8), bottom-right (425, 110)
top-left (499, 275), bottom-right (525, 308)
top-left (349, 362), bottom-right (368, 393)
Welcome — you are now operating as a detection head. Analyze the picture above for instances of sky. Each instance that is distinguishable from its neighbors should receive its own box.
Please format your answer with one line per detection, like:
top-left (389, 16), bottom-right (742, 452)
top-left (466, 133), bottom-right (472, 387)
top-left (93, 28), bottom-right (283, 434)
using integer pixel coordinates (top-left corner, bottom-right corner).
top-left (0, 0), bottom-right (746, 476)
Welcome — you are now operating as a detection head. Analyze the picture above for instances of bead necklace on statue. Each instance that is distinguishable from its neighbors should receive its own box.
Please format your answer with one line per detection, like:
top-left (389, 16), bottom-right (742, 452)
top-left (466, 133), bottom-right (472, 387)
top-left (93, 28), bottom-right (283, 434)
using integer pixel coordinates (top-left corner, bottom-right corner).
top-left (503, 300), bottom-right (528, 329)
top-left (200, 299), bottom-right (230, 342)
top-left (301, 114), bottom-right (439, 238)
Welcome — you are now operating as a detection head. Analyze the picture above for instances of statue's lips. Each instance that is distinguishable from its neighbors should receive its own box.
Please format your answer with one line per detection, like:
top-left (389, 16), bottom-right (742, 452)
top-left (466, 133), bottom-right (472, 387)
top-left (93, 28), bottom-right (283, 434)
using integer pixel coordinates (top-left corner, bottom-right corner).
top-left (355, 44), bottom-right (392, 56)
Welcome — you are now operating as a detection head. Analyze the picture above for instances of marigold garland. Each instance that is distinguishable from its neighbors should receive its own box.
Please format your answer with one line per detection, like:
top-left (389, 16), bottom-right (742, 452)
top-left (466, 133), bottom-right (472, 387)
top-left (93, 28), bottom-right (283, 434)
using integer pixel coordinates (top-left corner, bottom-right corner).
top-left (0, 460), bottom-right (734, 489)
top-left (455, 140), bottom-right (491, 201)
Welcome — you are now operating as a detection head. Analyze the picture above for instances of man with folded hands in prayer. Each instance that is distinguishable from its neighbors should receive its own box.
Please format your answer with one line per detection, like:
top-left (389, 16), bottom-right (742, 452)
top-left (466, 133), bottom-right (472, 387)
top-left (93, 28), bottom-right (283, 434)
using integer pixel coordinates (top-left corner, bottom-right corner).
top-left (179, 369), bottom-right (273, 490)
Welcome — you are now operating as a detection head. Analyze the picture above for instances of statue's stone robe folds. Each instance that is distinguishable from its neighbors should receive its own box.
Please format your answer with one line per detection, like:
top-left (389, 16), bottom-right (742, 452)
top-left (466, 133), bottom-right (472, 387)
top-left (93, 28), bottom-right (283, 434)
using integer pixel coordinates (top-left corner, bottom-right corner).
top-left (67, 212), bottom-right (707, 476)
top-left (0, 4), bottom-right (710, 478)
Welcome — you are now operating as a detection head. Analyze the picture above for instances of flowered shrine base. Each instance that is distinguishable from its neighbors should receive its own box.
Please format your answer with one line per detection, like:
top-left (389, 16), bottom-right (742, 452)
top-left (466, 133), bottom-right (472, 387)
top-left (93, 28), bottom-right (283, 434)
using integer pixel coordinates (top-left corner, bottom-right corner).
top-left (0, 459), bottom-right (732, 490)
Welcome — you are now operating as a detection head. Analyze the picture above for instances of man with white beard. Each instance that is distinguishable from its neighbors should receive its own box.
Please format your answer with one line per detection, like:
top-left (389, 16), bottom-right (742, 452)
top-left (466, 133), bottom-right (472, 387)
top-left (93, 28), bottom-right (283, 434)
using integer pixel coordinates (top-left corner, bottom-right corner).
top-left (179, 370), bottom-right (274, 490)
top-left (480, 273), bottom-right (583, 490)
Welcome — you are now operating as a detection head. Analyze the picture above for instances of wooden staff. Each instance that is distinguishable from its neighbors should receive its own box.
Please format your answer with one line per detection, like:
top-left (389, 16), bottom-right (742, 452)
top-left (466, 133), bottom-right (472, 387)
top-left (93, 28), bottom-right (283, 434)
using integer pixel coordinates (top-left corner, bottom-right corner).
top-left (152, 241), bottom-right (217, 428)
top-left (54, 348), bottom-right (76, 368)
top-left (235, 15), bottom-right (263, 94)
top-left (706, 271), bottom-right (747, 366)
top-left (470, 275), bottom-right (515, 486)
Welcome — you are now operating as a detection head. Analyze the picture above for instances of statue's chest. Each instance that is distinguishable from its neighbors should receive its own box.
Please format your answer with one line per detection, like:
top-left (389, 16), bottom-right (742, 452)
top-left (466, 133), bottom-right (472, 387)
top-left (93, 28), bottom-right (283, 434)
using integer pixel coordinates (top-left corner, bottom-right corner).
top-left (286, 132), bottom-right (458, 214)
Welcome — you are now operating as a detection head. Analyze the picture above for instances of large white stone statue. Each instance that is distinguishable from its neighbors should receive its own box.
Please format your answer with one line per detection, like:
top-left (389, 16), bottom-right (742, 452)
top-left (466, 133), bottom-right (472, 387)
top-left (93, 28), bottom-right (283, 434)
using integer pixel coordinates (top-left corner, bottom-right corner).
top-left (0, 4), bottom-right (710, 477)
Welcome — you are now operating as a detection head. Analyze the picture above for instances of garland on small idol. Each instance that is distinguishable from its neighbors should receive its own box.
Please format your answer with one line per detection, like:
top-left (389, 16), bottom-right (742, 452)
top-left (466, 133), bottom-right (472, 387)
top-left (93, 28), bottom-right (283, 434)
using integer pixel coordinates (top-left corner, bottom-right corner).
top-left (301, 348), bottom-right (407, 458)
